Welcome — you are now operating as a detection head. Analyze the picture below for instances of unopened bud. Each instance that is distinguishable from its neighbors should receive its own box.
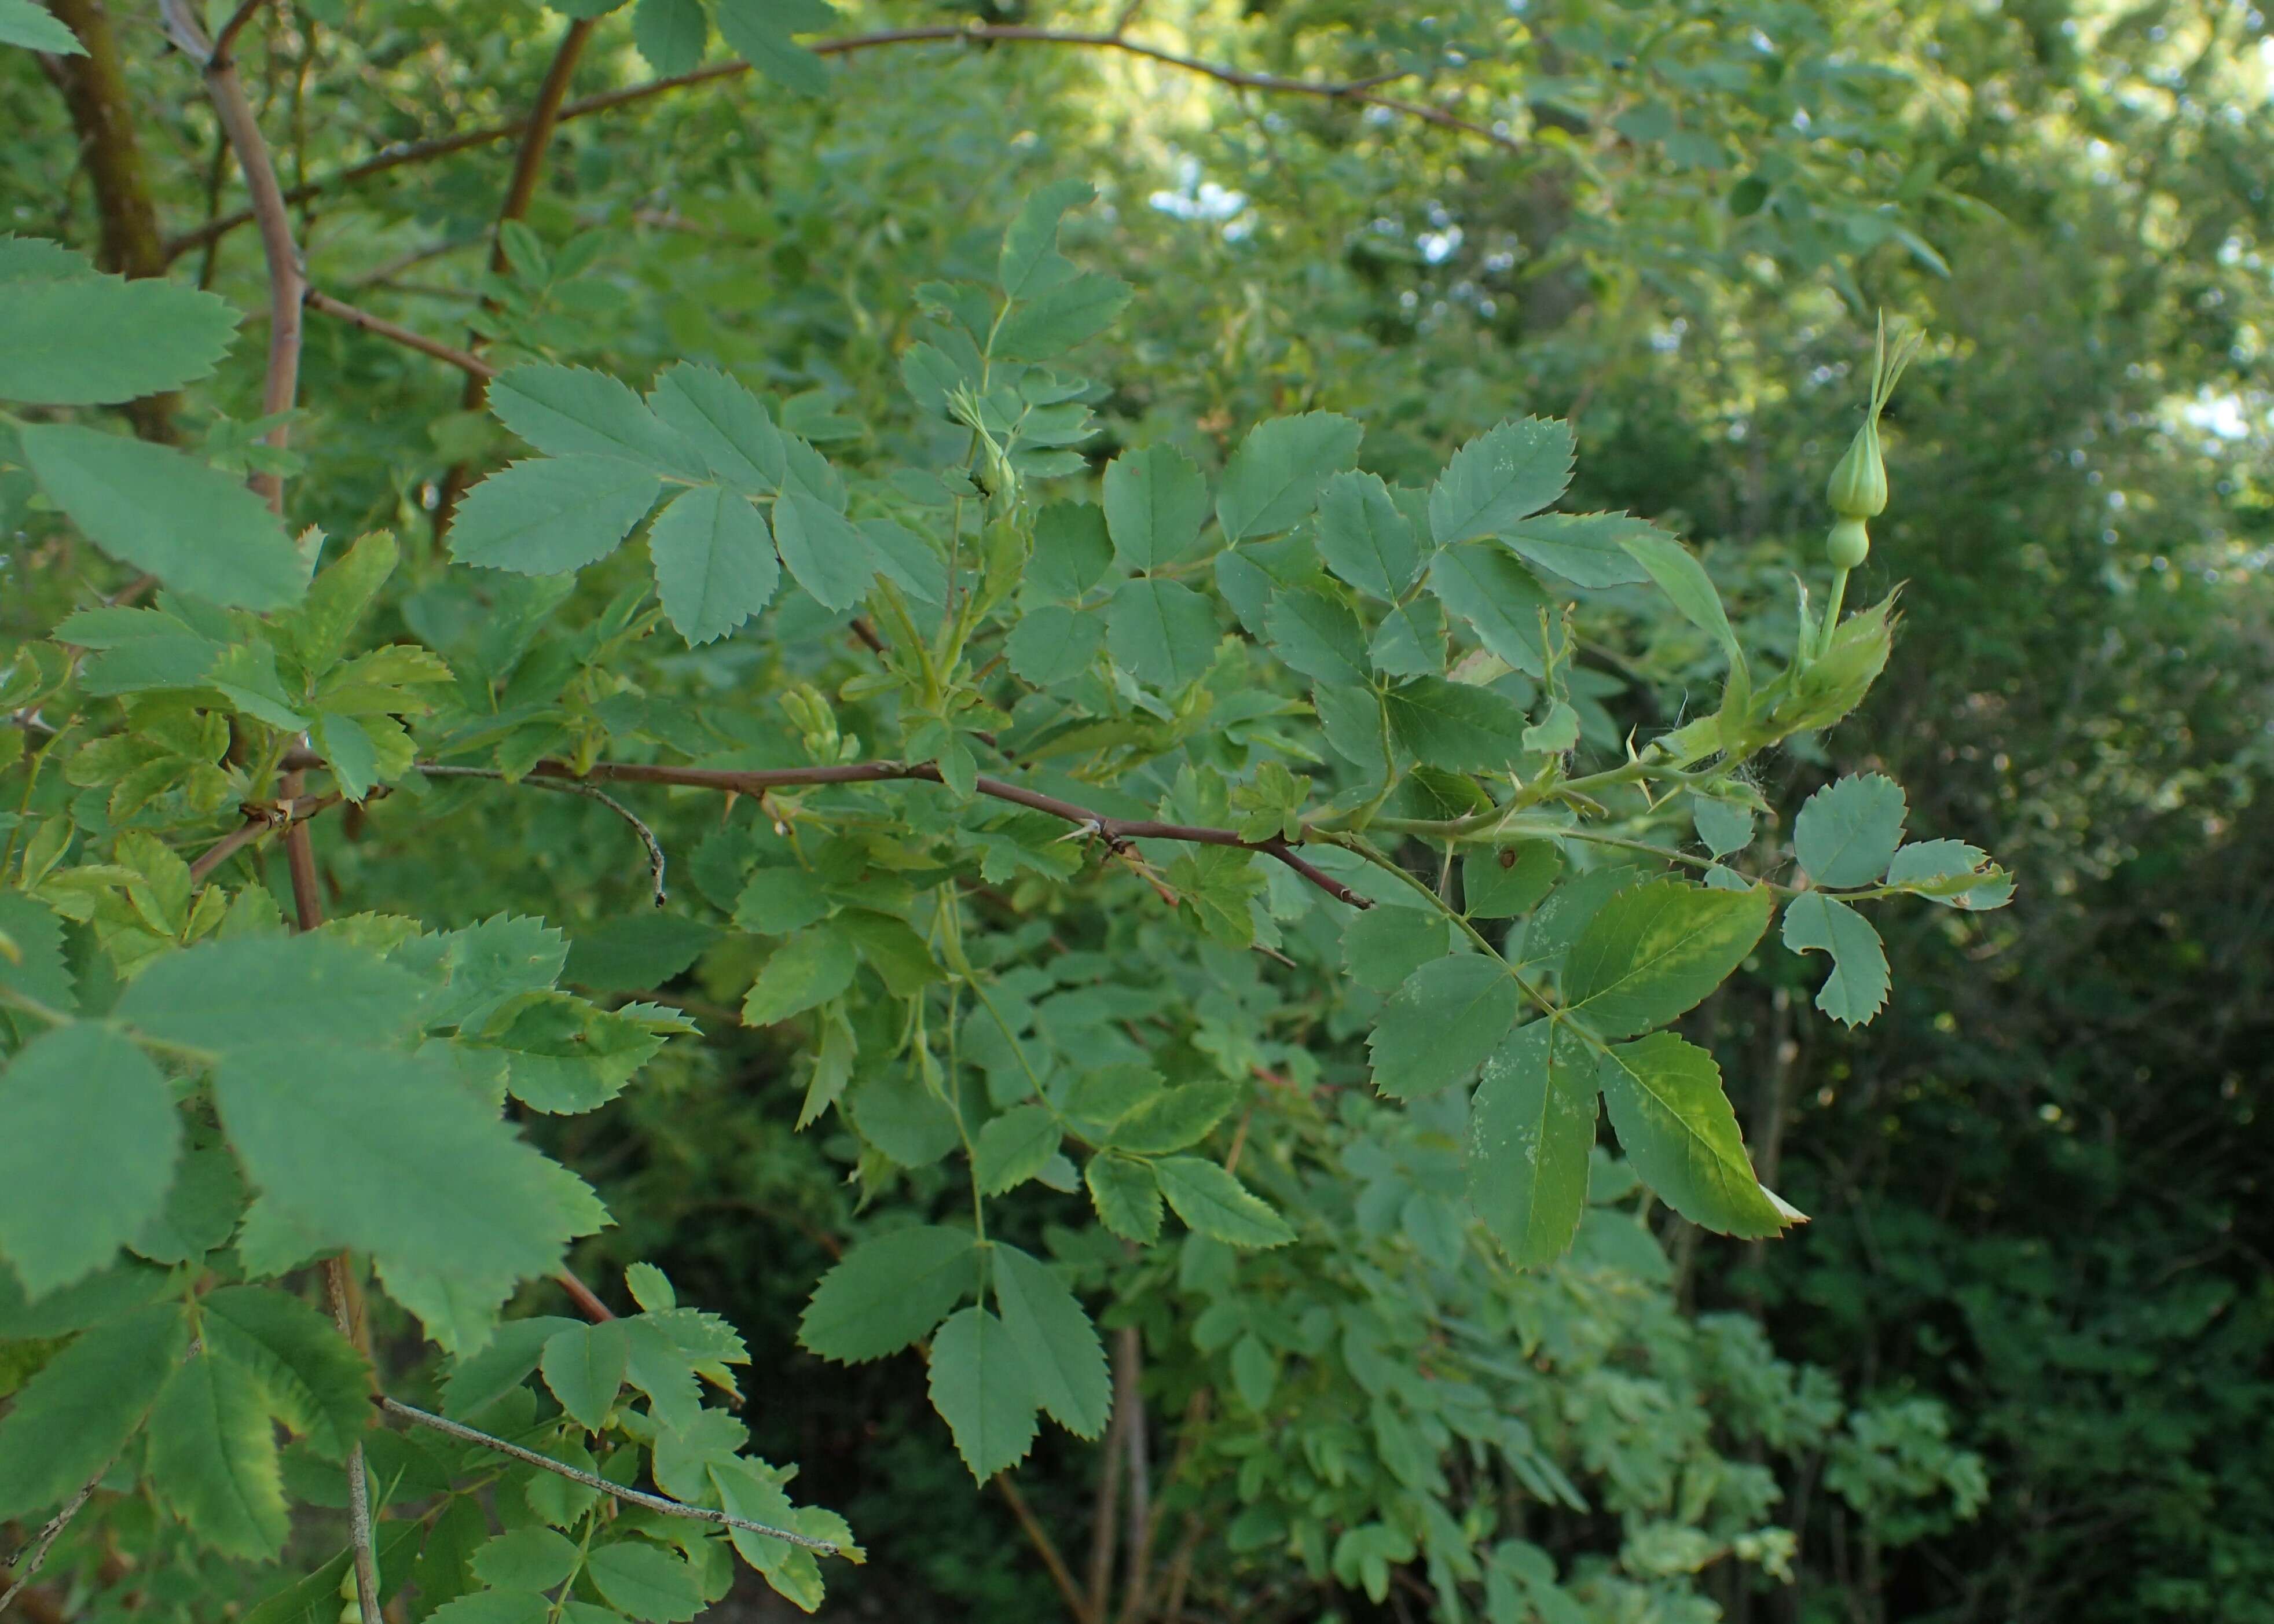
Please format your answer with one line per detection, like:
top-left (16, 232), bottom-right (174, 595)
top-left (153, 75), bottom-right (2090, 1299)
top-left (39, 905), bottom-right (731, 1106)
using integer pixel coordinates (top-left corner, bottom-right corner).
top-left (1823, 314), bottom-right (1922, 524)
top-left (1825, 421), bottom-right (1887, 519)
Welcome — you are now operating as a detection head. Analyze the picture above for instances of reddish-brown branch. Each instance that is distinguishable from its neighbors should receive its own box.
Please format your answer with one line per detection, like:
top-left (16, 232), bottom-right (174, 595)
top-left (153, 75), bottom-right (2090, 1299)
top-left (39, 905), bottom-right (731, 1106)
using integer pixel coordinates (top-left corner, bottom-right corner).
top-left (159, 0), bottom-right (301, 513)
top-left (185, 789), bottom-right (344, 881)
top-left (166, 26), bottom-right (1517, 262)
top-left (305, 288), bottom-right (497, 379)
top-left (516, 758), bottom-right (1369, 907)
top-left (553, 1269), bottom-right (617, 1322)
top-left (996, 1475), bottom-right (1094, 1624)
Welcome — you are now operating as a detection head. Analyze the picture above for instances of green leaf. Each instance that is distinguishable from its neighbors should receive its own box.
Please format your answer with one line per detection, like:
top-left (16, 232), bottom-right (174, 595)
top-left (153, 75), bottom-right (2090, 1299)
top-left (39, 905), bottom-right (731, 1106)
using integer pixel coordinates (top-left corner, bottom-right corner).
top-left (927, 1306), bottom-right (1040, 1480)
top-left (1027, 500), bottom-right (1112, 599)
top-left (1497, 512), bottom-right (1654, 587)
top-left (1690, 795), bottom-right (1754, 858)
top-left (1369, 598), bottom-right (1446, 677)
top-left (199, 1285), bottom-right (369, 1460)
top-left (1106, 577), bottom-right (1216, 690)
top-left (1383, 677), bottom-right (1527, 774)
top-left (0, 269), bottom-right (237, 406)
top-left (1464, 842), bottom-right (1563, 920)
top-left (1793, 773), bottom-right (1907, 888)
top-left (0, 0), bottom-right (84, 52)
top-left (17, 426), bottom-right (306, 609)
top-left (1103, 444), bottom-right (1209, 570)
top-left (472, 1526), bottom-right (581, 1590)
top-left (1426, 545), bottom-right (1553, 676)
top-left (632, 0), bottom-right (707, 73)
top-left (441, 1315), bottom-right (582, 1417)
top-left (1216, 413), bottom-right (1363, 543)
top-left (772, 488), bottom-right (878, 611)
top-left (146, 1345), bottom-right (289, 1559)
top-left (424, 1593), bottom-right (552, 1624)
top-left (741, 927), bottom-right (857, 1024)
top-left (1316, 470), bottom-right (1421, 599)
top-left (711, 0), bottom-right (827, 93)
top-left (1597, 1032), bottom-right (1794, 1236)
top-left (991, 1243), bottom-right (1109, 1438)
top-left (1342, 905), bottom-right (1450, 993)
top-left (1369, 953), bottom-right (1524, 1098)
top-left (0, 891), bottom-right (75, 1015)
top-left (0, 1300), bottom-right (189, 1521)
top-left (1264, 589), bottom-right (1371, 688)
top-left (1467, 1022), bottom-right (1598, 1266)
top-left (117, 934), bottom-right (428, 1052)
top-left (586, 1541), bottom-right (705, 1622)
top-left (999, 178), bottom-right (1093, 298)
top-left (1155, 1156), bottom-right (1294, 1247)
top-left (647, 484), bottom-right (779, 645)
top-left (973, 1105), bottom-right (1060, 1196)
top-left (649, 363), bottom-right (784, 494)
top-left (131, 1142), bottom-right (245, 1266)
top-left (1561, 880), bottom-right (1773, 1039)
top-left (1005, 605), bottom-right (1104, 688)
top-left (1165, 846), bottom-right (1263, 947)
top-left (213, 1048), bottom-right (606, 1342)
top-left (489, 365), bottom-right (695, 473)
top-left (563, 912), bottom-right (718, 993)
top-left (1884, 838), bottom-right (2013, 910)
top-left (995, 272), bottom-right (1132, 361)
top-left (0, 1020), bottom-right (179, 1296)
top-left (1085, 1155), bottom-right (1161, 1241)
top-left (798, 1225), bottom-right (978, 1362)
top-left (449, 455), bottom-right (662, 575)
top-left (1780, 892), bottom-right (1890, 1026)
top-left (1618, 530), bottom-right (1742, 670)
top-left (541, 1320), bottom-right (630, 1430)
top-left (1428, 418), bottom-right (1574, 545)
top-left (1110, 1082), bottom-right (1235, 1155)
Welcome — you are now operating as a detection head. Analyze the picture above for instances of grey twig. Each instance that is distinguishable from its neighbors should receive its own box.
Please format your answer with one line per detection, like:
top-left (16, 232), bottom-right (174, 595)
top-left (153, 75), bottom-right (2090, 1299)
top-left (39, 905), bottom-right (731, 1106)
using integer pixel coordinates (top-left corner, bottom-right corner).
top-left (0, 1469), bottom-right (105, 1616)
top-left (415, 765), bottom-right (667, 906)
top-left (374, 1398), bottom-right (839, 1553)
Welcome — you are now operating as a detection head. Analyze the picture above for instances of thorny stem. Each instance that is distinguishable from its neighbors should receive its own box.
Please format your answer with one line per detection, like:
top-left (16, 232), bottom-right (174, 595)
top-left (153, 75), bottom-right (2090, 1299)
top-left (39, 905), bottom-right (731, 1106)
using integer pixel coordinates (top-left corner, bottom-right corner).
top-left (375, 1398), bottom-right (840, 1552)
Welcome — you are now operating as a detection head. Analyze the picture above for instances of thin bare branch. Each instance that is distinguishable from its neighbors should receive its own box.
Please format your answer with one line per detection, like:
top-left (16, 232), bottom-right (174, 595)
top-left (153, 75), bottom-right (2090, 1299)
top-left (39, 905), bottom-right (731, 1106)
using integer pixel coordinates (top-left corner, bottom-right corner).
top-left (158, 0), bottom-right (302, 514)
top-left (0, 1469), bottom-right (102, 1618)
top-left (526, 759), bottom-right (1368, 907)
top-left (166, 26), bottom-right (1519, 262)
top-left (554, 1269), bottom-right (617, 1322)
top-left (323, 1259), bottom-right (382, 1624)
top-left (375, 1398), bottom-right (841, 1552)
top-left (208, 0), bottom-right (272, 65)
top-left (274, 749), bottom-right (1370, 907)
top-left (305, 288), bottom-right (498, 379)
top-left (416, 764), bottom-right (666, 906)
top-left (996, 1474), bottom-right (1093, 1624)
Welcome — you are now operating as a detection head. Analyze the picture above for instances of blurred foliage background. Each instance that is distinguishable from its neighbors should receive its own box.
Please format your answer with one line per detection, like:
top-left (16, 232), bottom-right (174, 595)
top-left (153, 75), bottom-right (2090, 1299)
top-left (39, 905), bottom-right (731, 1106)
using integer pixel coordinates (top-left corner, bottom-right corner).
top-left (5, 0), bottom-right (2271, 1621)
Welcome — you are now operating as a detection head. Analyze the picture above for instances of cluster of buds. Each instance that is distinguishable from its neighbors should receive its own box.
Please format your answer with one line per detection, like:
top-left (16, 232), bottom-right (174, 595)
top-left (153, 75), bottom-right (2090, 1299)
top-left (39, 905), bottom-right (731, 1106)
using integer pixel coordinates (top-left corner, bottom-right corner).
top-left (1824, 314), bottom-right (1924, 569)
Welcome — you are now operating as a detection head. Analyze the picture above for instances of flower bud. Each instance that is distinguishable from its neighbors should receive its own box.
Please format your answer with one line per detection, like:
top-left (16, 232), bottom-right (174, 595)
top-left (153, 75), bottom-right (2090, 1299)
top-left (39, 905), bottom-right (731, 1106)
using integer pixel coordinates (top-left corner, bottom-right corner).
top-left (1825, 420), bottom-right (1887, 519)
top-left (1823, 314), bottom-right (1922, 523)
top-left (1826, 516), bottom-right (1870, 569)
